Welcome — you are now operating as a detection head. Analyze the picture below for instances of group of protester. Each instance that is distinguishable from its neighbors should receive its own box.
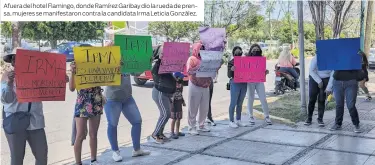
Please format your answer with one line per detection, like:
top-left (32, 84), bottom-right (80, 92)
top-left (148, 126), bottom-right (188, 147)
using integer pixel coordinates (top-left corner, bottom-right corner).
top-left (1, 39), bottom-right (372, 165)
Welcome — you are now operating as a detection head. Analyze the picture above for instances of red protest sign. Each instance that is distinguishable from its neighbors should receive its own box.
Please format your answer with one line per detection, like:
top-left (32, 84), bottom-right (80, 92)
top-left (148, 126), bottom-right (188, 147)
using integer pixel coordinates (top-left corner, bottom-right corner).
top-left (234, 56), bottom-right (266, 83)
top-left (15, 50), bottom-right (67, 102)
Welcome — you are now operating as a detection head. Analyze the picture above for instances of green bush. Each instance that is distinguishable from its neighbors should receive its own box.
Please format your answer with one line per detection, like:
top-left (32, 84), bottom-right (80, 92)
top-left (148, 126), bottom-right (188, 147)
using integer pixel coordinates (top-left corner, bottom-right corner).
top-left (264, 49), bottom-right (280, 59)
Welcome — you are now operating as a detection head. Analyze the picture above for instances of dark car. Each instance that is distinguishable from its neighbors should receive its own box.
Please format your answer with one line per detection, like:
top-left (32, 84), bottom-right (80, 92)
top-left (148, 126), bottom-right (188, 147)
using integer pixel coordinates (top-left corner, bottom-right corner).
top-left (45, 42), bottom-right (92, 62)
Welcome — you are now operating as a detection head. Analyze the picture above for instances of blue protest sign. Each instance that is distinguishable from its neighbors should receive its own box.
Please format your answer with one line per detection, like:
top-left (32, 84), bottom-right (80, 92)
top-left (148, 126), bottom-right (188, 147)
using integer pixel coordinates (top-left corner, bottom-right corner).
top-left (316, 38), bottom-right (361, 71)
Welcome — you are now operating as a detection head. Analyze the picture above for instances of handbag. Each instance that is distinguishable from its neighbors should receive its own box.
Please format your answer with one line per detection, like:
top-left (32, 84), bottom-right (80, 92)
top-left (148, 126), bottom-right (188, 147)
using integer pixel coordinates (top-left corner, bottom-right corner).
top-left (3, 102), bottom-right (32, 134)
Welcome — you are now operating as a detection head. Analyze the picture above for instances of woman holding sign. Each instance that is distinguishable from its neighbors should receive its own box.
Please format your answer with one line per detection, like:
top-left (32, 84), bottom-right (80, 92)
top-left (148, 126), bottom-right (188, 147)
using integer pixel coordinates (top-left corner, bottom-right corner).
top-left (69, 61), bottom-right (104, 165)
top-left (186, 42), bottom-right (213, 135)
top-left (150, 45), bottom-right (177, 144)
top-left (246, 44), bottom-right (272, 125)
top-left (227, 46), bottom-right (248, 128)
top-left (1, 49), bottom-right (48, 165)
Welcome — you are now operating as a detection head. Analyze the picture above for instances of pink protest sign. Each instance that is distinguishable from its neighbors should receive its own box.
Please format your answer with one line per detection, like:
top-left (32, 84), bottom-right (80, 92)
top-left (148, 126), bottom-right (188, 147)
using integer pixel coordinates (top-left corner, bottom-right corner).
top-left (159, 42), bottom-right (190, 74)
top-left (234, 56), bottom-right (266, 83)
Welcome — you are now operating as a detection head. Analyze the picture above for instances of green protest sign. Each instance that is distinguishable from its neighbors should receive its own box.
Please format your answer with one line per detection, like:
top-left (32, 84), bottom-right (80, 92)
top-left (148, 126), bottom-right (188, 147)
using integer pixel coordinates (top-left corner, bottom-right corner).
top-left (114, 35), bottom-right (153, 73)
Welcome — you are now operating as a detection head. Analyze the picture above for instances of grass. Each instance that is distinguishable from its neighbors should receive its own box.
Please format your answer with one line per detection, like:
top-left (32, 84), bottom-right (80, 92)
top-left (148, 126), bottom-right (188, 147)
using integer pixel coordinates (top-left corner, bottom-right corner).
top-left (252, 91), bottom-right (336, 122)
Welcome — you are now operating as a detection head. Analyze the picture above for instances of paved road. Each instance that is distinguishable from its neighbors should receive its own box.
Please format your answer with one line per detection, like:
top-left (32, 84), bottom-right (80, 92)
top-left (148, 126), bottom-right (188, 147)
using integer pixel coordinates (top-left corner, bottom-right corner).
top-left (0, 58), bottom-right (312, 165)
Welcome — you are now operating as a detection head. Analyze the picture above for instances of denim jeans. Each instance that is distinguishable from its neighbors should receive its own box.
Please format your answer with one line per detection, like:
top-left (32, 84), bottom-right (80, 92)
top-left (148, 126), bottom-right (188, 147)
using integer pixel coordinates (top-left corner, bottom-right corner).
top-left (104, 97), bottom-right (142, 151)
top-left (333, 79), bottom-right (360, 126)
top-left (229, 80), bottom-right (248, 122)
top-left (279, 67), bottom-right (299, 80)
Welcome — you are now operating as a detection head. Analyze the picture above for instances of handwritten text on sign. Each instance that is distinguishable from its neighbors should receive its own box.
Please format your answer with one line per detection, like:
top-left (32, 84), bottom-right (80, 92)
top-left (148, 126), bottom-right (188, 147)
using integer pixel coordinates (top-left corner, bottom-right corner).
top-left (73, 46), bottom-right (121, 89)
top-left (159, 42), bottom-right (190, 74)
top-left (114, 35), bottom-right (153, 73)
top-left (234, 56), bottom-right (266, 83)
top-left (199, 27), bottom-right (226, 51)
top-left (15, 50), bottom-right (67, 102)
top-left (196, 50), bottom-right (223, 77)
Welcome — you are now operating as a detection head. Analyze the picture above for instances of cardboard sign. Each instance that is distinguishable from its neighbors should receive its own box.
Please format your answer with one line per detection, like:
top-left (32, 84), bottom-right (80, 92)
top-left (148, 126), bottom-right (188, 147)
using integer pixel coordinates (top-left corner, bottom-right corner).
top-left (316, 38), bottom-right (361, 70)
top-left (199, 27), bottom-right (226, 51)
top-left (196, 50), bottom-right (223, 77)
top-left (234, 56), bottom-right (266, 83)
top-left (114, 35), bottom-right (153, 73)
top-left (73, 46), bottom-right (121, 89)
top-left (14, 50), bottom-right (66, 102)
top-left (159, 42), bottom-right (190, 74)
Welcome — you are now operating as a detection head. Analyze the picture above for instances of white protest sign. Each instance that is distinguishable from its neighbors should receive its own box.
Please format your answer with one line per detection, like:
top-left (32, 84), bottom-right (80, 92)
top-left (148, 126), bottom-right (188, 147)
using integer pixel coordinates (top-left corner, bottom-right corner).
top-left (196, 50), bottom-right (223, 77)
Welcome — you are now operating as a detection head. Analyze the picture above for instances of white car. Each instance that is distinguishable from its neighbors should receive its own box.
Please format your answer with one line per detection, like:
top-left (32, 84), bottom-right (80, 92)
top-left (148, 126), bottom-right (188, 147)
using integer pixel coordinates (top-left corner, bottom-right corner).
top-left (369, 48), bottom-right (375, 69)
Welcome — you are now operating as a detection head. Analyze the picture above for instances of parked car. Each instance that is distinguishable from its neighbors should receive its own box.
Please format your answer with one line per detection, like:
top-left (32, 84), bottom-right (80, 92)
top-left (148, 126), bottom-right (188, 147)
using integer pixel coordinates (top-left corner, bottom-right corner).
top-left (3, 39), bottom-right (39, 53)
top-left (45, 42), bottom-right (92, 62)
top-left (369, 48), bottom-right (375, 69)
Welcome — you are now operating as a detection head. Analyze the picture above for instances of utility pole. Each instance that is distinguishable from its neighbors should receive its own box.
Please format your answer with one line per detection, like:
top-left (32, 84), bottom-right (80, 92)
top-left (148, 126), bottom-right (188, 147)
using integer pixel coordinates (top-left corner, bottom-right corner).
top-left (360, 0), bottom-right (366, 51)
top-left (297, 0), bottom-right (306, 117)
top-left (364, 1), bottom-right (374, 55)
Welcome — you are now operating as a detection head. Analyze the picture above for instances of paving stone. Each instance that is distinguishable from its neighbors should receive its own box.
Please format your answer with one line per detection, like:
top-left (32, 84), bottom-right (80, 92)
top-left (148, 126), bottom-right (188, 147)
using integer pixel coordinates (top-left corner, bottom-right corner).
top-left (327, 121), bottom-right (375, 133)
top-left (80, 146), bottom-right (189, 165)
top-left (237, 128), bottom-right (326, 146)
top-left (143, 135), bottom-right (225, 152)
top-left (199, 124), bottom-right (256, 138)
top-left (175, 154), bottom-right (261, 165)
top-left (291, 149), bottom-right (370, 165)
top-left (318, 135), bottom-right (375, 155)
top-left (364, 156), bottom-right (375, 165)
top-left (203, 139), bottom-right (304, 165)
top-left (368, 127), bottom-right (375, 134)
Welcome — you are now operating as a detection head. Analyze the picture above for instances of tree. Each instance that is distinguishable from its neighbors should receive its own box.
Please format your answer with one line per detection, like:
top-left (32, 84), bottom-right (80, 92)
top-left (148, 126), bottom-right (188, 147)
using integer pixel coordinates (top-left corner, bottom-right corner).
top-left (1, 22), bottom-right (12, 38)
top-left (265, 0), bottom-right (277, 39)
top-left (22, 22), bottom-right (106, 48)
top-left (232, 15), bottom-right (266, 46)
top-left (327, 0), bottom-right (354, 38)
top-left (203, 0), bottom-right (259, 36)
top-left (148, 22), bottom-right (200, 42)
top-left (308, 1), bottom-right (328, 40)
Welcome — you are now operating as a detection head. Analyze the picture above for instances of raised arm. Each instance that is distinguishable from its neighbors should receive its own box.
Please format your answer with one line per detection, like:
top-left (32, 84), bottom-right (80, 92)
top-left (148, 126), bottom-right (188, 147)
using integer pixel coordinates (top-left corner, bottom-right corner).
top-left (69, 62), bottom-right (76, 92)
top-left (1, 71), bottom-right (16, 104)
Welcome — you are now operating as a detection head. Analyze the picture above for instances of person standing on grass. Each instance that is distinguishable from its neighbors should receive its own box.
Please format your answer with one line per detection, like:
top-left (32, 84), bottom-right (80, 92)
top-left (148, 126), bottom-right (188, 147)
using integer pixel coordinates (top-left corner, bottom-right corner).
top-left (304, 56), bottom-right (334, 127)
top-left (246, 44), bottom-right (272, 125)
top-left (326, 61), bottom-right (362, 133)
top-left (170, 72), bottom-right (186, 139)
top-left (227, 46), bottom-right (248, 128)
top-left (358, 51), bottom-right (372, 101)
top-left (186, 42), bottom-right (212, 135)
top-left (103, 41), bottom-right (150, 162)
top-left (150, 45), bottom-right (177, 144)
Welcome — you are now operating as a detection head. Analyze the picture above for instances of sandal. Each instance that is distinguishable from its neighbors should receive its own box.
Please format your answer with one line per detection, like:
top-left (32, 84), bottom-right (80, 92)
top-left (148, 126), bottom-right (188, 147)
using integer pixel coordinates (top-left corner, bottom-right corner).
top-left (365, 96), bottom-right (372, 101)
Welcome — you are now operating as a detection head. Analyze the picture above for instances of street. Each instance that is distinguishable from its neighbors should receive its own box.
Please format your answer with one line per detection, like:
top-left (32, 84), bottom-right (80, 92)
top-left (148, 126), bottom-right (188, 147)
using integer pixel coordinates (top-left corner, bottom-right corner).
top-left (1, 58), bottom-right (312, 164)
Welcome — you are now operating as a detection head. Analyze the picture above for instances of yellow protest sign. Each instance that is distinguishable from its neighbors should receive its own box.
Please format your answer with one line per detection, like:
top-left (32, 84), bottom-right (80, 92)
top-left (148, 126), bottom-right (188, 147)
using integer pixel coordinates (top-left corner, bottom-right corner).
top-left (73, 46), bottom-right (121, 89)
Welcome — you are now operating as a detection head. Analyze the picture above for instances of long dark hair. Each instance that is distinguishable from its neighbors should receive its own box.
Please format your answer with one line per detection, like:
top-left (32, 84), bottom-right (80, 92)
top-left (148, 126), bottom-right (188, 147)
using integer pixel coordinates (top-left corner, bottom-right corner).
top-left (248, 44), bottom-right (262, 56)
top-left (361, 52), bottom-right (369, 68)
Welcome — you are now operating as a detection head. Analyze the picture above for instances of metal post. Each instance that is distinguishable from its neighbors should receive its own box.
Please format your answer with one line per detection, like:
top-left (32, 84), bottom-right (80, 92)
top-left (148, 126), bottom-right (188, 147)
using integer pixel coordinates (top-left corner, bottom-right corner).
top-left (297, 0), bottom-right (306, 116)
top-left (360, 0), bottom-right (366, 51)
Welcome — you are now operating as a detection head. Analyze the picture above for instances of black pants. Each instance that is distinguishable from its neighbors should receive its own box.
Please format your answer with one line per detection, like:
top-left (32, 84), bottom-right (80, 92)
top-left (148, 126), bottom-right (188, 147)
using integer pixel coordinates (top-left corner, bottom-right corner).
top-left (308, 76), bottom-right (329, 120)
top-left (207, 81), bottom-right (214, 121)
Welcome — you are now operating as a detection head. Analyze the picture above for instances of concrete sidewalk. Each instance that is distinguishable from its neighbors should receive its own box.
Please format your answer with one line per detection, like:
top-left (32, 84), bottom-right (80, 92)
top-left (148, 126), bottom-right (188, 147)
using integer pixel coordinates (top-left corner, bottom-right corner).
top-left (68, 96), bottom-right (375, 165)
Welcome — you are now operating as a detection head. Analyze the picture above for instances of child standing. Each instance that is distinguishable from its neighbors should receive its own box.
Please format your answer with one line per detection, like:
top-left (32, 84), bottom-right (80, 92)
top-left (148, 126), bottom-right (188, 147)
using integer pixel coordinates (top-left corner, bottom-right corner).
top-left (170, 72), bottom-right (186, 139)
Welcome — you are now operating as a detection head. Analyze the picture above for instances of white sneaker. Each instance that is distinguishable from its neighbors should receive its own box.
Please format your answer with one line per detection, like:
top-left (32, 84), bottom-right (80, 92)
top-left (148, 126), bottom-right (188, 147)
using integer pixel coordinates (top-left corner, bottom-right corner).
top-left (197, 126), bottom-right (211, 132)
top-left (249, 117), bottom-right (255, 125)
top-left (265, 117), bottom-right (272, 125)
top-left (236, 120), bottom-right (248, 127)
top-left (229, 121), bottom-right (239, 128)
top-left (90, 161), bottom-right (101, 165)
top-left (112, 151), bottom-right (122, 162)
top-left (188, 127), bottom-right (199, 135)
top-left (132, 149), bottom-right (151, 157)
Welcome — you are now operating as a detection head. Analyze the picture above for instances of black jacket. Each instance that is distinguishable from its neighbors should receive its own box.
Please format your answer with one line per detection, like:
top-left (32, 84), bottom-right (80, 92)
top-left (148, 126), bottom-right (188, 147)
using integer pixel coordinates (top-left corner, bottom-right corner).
top-left (227, 59), bottom-right (235, 79)
top-left (151, 59), bottom-right (176, 94)
top-left (333, 70), bottom-right (360, 81)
